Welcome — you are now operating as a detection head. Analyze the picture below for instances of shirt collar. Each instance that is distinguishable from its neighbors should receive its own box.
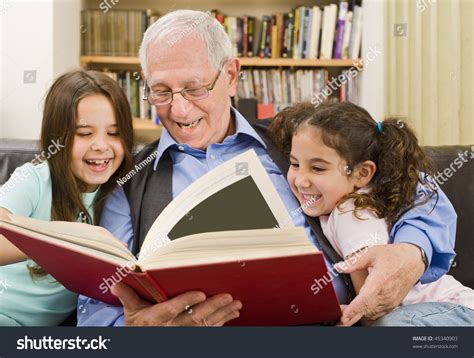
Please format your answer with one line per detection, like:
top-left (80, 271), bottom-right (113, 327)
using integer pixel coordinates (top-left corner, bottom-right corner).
top-left (153, 107), bottom-right (267, 170)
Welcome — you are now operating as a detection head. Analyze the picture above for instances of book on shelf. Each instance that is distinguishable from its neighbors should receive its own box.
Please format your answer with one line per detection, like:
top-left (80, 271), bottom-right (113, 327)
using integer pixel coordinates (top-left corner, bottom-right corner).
top-left (0, 150), bottom-right (341, 326)
top-left (81, 4), bottom-right (363, 60)
top-left (333, 2), bottom-right (349, 59)
top-left (341, 10), bottom-right (353, 59)
top-left (348, 5), bottom-right (363, 60)
top-left (81, 9), bottom-right (159, 56)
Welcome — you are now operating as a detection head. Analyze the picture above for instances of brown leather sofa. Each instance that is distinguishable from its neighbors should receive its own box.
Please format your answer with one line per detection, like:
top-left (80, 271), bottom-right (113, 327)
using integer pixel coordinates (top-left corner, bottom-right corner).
top-left (1, 139), bottom-right (473, 326)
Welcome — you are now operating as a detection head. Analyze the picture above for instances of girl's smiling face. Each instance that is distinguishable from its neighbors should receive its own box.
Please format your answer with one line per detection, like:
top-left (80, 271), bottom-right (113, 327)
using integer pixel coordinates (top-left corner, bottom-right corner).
top-left (287, 124), bottom-right (360, 217)
top-left (71, 94), bottom-right (125, 192)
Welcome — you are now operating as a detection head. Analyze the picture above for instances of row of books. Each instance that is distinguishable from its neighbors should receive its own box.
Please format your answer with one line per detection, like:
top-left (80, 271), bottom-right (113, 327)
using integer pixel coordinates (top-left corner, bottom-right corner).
top-left (101, 68), bottom-right (359, 121)
top-left (215, 2), bottom-right (363, 60)
top-left (236, 68), bottom-right (360, 118)
top-left (81, 3), bottom-right (363, 60)
top-left (81, 9), bottom-right (159, 56)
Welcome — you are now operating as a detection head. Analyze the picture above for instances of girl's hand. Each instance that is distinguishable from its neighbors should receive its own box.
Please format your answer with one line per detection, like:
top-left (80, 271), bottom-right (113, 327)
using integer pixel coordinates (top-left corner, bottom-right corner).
top-left (0, 207), bottom-right (13, 221)
top-left (0, 208), bottom-right (29, 265)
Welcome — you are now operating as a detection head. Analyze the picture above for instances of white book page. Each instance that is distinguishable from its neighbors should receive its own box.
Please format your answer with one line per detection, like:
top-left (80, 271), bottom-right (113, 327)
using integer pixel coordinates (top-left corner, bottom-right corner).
top-left (140, 149), bottom-right (294, 258)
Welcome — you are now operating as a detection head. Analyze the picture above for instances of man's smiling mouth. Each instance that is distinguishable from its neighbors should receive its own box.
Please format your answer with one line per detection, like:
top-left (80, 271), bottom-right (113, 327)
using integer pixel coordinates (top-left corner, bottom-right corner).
top-left (177, 118), bottom-right (202, 129)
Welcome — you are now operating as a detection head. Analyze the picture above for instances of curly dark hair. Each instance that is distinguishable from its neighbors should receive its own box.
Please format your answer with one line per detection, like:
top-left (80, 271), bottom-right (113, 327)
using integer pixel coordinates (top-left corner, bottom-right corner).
top-left (269, 101), bottom-right (437, 227)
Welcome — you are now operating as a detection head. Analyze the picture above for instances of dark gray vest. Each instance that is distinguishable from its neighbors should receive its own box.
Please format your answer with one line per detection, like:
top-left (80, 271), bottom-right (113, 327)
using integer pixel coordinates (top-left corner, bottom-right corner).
top-left (123, 118), bottom-right (355, 300)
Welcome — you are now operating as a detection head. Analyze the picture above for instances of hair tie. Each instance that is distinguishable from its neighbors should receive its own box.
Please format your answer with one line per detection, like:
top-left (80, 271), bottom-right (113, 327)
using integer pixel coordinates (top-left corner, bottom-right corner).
top-left (376, 121), bottom-right (383, 134)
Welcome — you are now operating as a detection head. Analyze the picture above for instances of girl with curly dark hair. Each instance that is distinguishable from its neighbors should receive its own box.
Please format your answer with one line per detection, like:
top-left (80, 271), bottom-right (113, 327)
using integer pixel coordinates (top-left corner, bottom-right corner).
top-left (269, 101), bottom-right (474, 323)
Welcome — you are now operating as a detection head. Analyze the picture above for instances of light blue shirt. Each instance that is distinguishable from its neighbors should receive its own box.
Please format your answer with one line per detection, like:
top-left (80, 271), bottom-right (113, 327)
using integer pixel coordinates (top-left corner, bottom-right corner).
top-left (0, 162), bottom-right (98, 326)
top-left (77, 108), bottom-right (457, 326)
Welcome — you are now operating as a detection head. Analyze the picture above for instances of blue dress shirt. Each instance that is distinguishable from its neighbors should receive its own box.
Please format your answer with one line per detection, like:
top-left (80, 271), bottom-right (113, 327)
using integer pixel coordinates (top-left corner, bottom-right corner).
top-left (77, 108), bottom-right (456, 326)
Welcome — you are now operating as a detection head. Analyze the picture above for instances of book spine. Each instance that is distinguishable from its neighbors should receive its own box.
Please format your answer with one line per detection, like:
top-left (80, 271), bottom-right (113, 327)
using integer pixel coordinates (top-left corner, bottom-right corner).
top-left (326, 4), bottom-right (338, 60)
top-left (258, 17), bottom-right (268, 58)
top-left (135, 271), bottom-right (169, 303)
top-left (309, 7), bottom-right (321, 59)
top-left (287, 12), bottom-right (294, 58)
top-left (341, 11), bottom-right (353, 60)
top-left (292, 7), bottom-right (299, 59)
top-left (271, 24), bottom-right (278, 59)
top-left (243, 16), bottom-right (249, 57)
top-left (264, 16), bottom-right (272, 58)
top-left (237, 17), bottom-right (244, 57)
top-left (248, 17), bottom-right (255, 57)
top-left (298, 7), bottom-right (306, 59)
top-left (334, 2), bottom-right (348, 59)
top-left (305, 8), bottom-right (313, 59)
top-left (281, 14), bottom-right (288, 58)
top-left (350, 6), bottom-right (363, 59)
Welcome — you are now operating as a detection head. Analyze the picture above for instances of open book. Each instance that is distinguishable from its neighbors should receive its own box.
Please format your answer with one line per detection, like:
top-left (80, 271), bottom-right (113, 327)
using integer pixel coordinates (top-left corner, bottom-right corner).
top-left (0, 150), bottom-right (341, 326)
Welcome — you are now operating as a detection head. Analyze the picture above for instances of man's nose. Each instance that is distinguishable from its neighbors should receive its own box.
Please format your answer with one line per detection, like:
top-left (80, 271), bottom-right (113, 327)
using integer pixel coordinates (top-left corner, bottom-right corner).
top-left (169, 92), bottom-right (193, 117)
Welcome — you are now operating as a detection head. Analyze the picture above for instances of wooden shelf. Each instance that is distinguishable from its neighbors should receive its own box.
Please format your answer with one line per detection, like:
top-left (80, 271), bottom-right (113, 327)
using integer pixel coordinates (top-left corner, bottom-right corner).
top-left (80, 56), bottom-right (362, 68)
top-left (81, 56), bottom-right (141, 67)
top-left (133, 118), bottom-right (162, 144)
top-left (238, 57), bottom-right (361, 67)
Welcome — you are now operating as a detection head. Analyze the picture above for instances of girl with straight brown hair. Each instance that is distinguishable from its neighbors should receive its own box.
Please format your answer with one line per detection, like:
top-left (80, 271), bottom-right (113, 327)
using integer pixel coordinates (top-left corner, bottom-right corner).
top-left (0, 70), bottom-right (133, 326)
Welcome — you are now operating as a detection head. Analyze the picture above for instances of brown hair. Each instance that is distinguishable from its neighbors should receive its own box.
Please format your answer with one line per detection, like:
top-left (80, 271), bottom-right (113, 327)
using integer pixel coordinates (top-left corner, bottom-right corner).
top-left (29, 70), bottom-right (134, 277)
top-left (269, 101), bottom-right (437, 227)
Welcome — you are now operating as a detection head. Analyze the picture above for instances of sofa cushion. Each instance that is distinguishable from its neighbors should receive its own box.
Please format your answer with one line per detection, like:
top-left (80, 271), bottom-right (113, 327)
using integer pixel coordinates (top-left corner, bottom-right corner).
top-left (0, 139), bottom-right (40, 186)
top-left (424, 146), bottom-right (474, 289)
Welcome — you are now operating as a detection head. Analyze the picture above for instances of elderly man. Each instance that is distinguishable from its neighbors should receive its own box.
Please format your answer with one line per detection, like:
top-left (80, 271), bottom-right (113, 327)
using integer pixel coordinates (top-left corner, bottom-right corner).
top-left (78, 10), bottom-right (458, 326)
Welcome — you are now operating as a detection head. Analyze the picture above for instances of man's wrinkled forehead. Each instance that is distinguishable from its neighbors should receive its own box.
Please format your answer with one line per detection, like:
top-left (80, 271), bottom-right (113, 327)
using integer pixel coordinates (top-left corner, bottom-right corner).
top-left (145, 37), bottom-right (212, 87)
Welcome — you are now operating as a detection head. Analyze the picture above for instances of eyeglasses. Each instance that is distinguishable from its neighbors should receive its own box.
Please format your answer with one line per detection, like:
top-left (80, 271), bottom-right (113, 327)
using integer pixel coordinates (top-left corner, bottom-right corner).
top-left (142, 68), bottom-right (223, 106)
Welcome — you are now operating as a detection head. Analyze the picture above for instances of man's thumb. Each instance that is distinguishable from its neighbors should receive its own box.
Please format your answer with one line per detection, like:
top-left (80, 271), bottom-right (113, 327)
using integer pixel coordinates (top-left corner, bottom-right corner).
top-left (111, 282), bottom-right (145, 310)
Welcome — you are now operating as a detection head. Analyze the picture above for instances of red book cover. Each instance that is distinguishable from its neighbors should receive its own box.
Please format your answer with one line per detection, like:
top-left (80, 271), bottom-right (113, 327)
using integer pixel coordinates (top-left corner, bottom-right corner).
top-left (1, 226), bottom-right (341, 326)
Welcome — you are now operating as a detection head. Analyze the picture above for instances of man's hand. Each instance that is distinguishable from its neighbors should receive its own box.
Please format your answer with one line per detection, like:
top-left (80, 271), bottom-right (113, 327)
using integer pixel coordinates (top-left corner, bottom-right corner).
top-left (335, 243), bottom-right (425, 326)
top-left (111, 282), bottom-right (242, 326)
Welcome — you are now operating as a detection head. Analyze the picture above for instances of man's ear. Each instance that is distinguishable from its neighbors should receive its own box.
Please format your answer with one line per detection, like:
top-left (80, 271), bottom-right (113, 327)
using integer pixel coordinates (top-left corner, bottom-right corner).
top-left (353, 160), bottom-right (377, 188)
top-left (226, 58), bottom-right (240, 97)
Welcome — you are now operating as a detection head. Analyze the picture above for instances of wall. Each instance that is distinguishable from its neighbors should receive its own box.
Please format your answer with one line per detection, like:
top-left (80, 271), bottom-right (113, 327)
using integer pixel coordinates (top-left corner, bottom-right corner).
top-left (0, 0), bottom-right (80, 140)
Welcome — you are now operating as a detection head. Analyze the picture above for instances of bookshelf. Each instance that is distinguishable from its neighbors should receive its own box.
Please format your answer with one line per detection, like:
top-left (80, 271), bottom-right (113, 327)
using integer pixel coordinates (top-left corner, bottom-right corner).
top-left (78, 0), bottom-right (378, 137)
top-left (80, 56), bottom-right (362, 69)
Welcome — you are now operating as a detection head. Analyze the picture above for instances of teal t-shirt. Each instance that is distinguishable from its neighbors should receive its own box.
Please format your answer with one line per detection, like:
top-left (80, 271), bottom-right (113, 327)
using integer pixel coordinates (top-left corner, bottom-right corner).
top-left (0, 162), bottom-right (99, 326)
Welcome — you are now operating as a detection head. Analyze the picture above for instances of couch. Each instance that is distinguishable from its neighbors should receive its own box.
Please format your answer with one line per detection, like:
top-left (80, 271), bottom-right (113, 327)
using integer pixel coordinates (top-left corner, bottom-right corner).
top-left (0, 139), bottom-right (473, 326)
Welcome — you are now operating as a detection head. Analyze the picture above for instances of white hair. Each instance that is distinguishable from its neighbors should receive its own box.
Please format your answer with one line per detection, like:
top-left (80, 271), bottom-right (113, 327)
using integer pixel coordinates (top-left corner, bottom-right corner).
top-left (139, 10), bottom-right (232, 79)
